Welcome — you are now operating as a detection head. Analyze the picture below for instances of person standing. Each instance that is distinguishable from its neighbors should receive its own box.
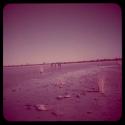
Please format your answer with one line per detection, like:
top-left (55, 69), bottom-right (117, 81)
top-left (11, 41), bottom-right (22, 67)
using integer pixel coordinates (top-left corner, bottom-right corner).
top-left (97, 75), bottom-right (105, 94)
top-left (51, 63), bottom-right (53, 68)
top-left (58, 63), bottom-right (61, 69)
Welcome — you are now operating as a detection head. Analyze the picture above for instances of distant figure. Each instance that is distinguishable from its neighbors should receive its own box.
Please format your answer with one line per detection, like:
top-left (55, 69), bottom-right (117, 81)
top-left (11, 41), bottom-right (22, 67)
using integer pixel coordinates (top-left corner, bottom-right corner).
top-left (98, 75), bottom-right (105, 94)
top-left (58, 63), bottom-right (61, 69)
top-left (51, 63), bottom-right (53, 68)
top-left (54, 63), bottom-right (56, 68)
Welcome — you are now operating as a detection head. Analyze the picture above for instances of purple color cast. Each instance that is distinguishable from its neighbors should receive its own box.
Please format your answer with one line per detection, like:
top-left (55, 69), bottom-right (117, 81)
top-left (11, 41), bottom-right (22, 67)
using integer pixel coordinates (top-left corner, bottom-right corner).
top-left (3, 4), bottom-right (122, 65)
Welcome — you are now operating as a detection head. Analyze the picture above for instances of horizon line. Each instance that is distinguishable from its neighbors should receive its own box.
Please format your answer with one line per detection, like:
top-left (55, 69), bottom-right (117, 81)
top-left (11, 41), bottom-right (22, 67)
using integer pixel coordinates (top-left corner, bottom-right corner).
top-left (3, 57), bottom-right (122, 67)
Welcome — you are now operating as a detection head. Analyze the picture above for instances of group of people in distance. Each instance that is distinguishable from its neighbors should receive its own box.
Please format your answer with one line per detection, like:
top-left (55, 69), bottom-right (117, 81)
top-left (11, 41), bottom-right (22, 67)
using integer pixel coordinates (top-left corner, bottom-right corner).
top-left (40, 63), bottom-right (62, 74)
top-left (51, 63), bottom-right (61, 69)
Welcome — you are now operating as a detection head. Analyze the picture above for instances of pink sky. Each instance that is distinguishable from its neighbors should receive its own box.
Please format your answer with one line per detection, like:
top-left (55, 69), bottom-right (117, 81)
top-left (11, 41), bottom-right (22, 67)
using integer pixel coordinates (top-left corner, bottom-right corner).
top-left (3, 4), bottom-right (122, 65)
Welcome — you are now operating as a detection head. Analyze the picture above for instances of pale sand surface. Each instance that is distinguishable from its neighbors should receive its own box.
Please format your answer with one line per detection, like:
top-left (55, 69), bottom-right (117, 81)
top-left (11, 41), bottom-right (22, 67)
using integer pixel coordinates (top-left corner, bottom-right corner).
top-left (3, 61), bottom-right (122, 121)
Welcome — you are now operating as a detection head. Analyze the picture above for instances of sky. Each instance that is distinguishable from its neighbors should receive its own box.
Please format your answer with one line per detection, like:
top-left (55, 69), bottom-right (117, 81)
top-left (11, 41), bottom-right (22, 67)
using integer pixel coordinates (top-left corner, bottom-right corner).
top-left (3, 4), bottom-right (122, 66)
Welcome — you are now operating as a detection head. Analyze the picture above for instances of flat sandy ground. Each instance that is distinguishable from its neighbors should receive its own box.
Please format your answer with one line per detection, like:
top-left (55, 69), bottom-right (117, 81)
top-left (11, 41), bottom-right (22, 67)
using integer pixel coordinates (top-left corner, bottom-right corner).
top-left (3, 61), bottom-right (122, 121)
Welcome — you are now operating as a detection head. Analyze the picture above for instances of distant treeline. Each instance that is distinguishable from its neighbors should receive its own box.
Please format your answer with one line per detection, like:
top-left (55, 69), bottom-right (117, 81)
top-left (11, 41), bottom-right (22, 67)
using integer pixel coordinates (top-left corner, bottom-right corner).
top-left (61, 58), bottom-right (122, 64)
top-left (4, 58), bottom-right (122, 67)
